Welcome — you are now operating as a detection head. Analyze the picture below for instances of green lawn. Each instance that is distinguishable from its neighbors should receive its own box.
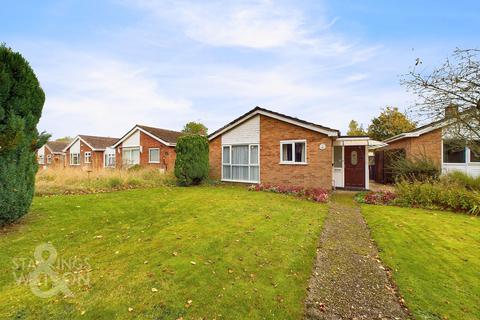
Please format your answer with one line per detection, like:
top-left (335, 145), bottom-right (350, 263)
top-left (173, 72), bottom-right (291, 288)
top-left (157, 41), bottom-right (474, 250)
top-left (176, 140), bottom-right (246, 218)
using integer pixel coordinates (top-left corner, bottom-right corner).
top-left (362, 205), bottom-right (480, 320)
top-left (0, 186), bottom-right (326, 319)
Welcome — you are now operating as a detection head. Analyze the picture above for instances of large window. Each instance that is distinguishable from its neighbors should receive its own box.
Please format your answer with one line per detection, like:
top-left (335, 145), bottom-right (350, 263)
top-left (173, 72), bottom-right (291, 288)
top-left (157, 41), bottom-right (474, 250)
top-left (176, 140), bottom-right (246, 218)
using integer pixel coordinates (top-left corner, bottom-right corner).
top-left (104, 153), bottom-right (116, 167)
top-left (70, 153), bottom-right (80, 165)
top-left (470, 142), bottom-right (480, 162)
top-left (222, 144), bottom-right (259, 182)
top-left (84, 151), bottom-right (92, 163)
top-left (123, 147), bottom-right (140, 166)
top-left (280, 140), bottom-right (306, 164)
top-left (149, 148), bottom-right (160, 163)
top-left (443, 140), bottom-right (466, 163)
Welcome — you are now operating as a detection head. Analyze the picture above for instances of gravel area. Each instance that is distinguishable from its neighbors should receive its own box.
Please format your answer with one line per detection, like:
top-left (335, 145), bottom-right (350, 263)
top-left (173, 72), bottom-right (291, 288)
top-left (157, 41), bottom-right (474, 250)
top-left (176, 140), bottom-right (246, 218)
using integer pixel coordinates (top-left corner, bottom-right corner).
top-left (304, 193), bottom-right (409, 320)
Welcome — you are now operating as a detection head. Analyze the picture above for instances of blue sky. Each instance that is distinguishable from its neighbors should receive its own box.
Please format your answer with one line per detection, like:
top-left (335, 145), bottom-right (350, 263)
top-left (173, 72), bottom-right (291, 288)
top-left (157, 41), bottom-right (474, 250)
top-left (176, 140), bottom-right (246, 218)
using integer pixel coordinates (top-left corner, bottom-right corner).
top-left (1, 0), bottom-right (479, 138)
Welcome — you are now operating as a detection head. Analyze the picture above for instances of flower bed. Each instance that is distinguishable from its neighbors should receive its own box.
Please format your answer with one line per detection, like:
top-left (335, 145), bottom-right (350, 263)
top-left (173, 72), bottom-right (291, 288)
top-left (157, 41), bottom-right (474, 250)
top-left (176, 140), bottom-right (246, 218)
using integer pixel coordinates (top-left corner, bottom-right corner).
top-left (355, 190), bottom-right (396, 205)
top-left (248, 184), bottom-right (329, 203)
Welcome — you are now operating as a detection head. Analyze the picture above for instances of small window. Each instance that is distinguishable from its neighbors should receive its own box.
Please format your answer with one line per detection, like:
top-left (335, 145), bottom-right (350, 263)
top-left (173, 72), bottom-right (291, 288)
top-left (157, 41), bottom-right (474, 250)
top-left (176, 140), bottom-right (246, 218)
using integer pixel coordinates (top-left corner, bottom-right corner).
top-left (443, 140), bottom-right (466, 163)
top-left (47, 154), bottom-right (52, 164)
top-left (333, 146), bottom-right (342, 168)
top-left (84, 152), bottom-right (92, 163)
top-left (70, 153), bottom-right (80, 165)
top-left (38, 155), bottom-right (45, 164)
top-left (281, 141), bottom-right (306, 164)
top-left (351, 151), bottom-right (358, 165)
top-left (149, 148), bottom-right (160, 163)
top-left (104, 153), bottom-right (116, 167)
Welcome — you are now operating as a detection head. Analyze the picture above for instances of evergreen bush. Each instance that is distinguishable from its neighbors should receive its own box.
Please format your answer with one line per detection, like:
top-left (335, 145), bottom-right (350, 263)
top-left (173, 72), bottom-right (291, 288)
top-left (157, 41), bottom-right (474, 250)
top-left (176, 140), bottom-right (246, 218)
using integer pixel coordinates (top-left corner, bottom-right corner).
top-left (174, 135), bottom-right (209, 186)
top-left (0, 44), bottom-right (48, 225)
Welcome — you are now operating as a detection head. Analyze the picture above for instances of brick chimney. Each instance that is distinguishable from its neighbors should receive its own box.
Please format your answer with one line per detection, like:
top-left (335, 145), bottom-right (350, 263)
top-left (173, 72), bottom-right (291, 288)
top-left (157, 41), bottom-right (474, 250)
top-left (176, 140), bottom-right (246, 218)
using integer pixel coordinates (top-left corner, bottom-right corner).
top-left (444, 104), bottom-right (459, 118)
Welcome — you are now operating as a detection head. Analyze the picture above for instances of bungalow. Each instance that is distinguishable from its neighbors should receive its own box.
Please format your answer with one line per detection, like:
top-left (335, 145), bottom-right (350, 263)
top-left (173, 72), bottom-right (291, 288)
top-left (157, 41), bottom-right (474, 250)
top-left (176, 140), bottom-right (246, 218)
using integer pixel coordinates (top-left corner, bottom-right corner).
top-left (37, 141), bottom-right (68, 169)
top-left (208, 107), bottom-right (372, 190)
top-left (63, 135), bottom-right (119, 169)
top-left (112, 125), bottom-right (182, 172)
top-left (380, 106), bottom-right (480, 178)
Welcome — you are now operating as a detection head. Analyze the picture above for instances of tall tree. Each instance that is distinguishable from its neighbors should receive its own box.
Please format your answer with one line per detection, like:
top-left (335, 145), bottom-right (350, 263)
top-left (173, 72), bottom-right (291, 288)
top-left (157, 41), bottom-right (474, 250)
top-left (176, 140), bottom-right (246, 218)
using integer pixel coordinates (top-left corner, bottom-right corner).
top-left (368, 107), bottom-right (416, 141)
top-left (0, 44), bottom-right (49, 225)
top-left (182, 121), bottom-right (208, 136)
top-left (346, 120), bottom-right (367, 136)
top-left (401, 48), bottom-right (480, 154)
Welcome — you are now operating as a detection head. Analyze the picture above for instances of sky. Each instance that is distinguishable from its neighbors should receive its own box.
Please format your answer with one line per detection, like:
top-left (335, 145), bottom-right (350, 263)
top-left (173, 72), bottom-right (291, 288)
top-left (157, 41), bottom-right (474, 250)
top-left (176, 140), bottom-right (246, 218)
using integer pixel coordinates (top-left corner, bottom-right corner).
top-left (1, 0), bottom-right (479, 138)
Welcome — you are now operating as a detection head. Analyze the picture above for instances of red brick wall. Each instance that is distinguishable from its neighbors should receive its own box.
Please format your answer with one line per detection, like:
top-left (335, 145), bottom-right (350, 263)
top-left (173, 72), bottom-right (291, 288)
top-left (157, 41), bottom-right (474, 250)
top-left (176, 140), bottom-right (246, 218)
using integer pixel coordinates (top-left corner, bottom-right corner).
top-left (259, 115), bottom-right (333, 189)
top-left (208, 115), bottom-right (335, 189)
top-left (117, 131), bottom-right (177, 172)
top-left (381, 129), bottom-right (442, 167)
top-left (209, 137), bottom-right (222, 179)
top-left (65, 141), bottom-right (104, 170)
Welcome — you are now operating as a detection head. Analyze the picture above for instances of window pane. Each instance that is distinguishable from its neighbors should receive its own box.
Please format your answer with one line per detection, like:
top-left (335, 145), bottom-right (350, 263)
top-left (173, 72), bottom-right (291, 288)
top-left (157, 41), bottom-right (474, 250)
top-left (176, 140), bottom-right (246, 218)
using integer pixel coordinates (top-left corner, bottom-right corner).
top-left (149, 149), bottom-right (160, 162)
top-left (232, 166), bottom-right (249, 180)
top-left (470, 142), bottom-right (480, 162)
top-left (295, 142), bottom-right (305, 162)
top-left (443, 140), bottom-right (466, 163)
top-left (250, 166), bottom-right (259, 182)
top-left (282, 143), bottom-right (293, 161)
top-left (250, 145), bottom-right (259, 164)
top-left (351, 151), bottom-right (358, 165)
top-left (222, 146), bottom-right (230, 164)
top-left (334, 146), bottom-right (342, 168)
top-left (222, 165), bottom-right (231, 179)
top-left (232, 145), bottom-right (249, 164)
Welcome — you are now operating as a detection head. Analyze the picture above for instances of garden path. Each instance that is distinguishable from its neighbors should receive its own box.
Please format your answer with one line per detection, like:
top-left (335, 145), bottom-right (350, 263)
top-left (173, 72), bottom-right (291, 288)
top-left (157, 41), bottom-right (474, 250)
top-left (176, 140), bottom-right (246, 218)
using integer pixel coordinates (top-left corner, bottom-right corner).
top-left (304, 192), bottom-right (408, 320)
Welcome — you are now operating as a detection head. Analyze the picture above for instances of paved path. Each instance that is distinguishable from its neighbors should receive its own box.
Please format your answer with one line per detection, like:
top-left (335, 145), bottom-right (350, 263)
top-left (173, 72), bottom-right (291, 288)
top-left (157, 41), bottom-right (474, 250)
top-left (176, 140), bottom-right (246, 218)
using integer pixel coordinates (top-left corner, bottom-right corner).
top-left (304, 193), bottom-right (408, 320)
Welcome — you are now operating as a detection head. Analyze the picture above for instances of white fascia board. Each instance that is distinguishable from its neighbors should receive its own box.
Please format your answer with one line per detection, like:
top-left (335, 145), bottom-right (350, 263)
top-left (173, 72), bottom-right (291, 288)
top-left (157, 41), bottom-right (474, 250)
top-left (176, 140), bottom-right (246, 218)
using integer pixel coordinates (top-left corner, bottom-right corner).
top-left (209, 110), bottom-right (339, 140)
top-left (113, 126), bottom-right (175, 148)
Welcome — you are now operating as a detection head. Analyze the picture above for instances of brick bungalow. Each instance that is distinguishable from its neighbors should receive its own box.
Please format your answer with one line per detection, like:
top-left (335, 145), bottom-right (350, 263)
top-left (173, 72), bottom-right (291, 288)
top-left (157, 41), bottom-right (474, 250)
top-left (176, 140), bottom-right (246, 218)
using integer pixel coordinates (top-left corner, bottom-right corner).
top-left (208, 107), bottom-right (373, 190)
top-left (63, 135), bottom-right (119, 169)
top-left (380, 106), bottom-right (480, 178)
top-left (112, 125), bottom-right (181, 172)
top-left (37, 141), bottom-right (68, 169)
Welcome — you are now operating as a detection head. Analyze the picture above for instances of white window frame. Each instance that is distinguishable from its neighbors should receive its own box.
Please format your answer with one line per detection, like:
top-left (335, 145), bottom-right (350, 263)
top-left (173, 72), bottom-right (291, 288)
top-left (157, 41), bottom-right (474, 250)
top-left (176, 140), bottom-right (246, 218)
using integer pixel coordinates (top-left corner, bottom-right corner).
top-left (280, 140), bottom-right (307, 165)
top-left (148, 148), bottom-right (160, 163)
top-left (122, 147), bottom-right (140, 166)
top-left (222, 144), bottom-right (260, 183)
top-left (70, 153), bottom-right (80, 165)
top-left (38, 155), bottom-right (45, 165)
top-left (104, 153), bottom-right (116, 168)
top-left (84, 151), bottom-right (92, 164)
top-left (46, 154), bottom-right (52, 164)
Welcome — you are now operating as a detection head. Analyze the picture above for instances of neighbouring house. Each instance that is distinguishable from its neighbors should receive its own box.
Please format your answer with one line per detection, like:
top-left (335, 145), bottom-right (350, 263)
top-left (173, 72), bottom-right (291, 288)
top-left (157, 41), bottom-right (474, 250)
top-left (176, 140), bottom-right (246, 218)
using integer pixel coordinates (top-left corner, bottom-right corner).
top-left (208, 107), bottom-right (374, 190)
top-left (112, 125), bottom-right (182, 172)
top-left (37, 141), bottom-right (68, 169)
top-left (63, 135), bottom-right (119, 169)
top-left (378, 106), bottom-right (480, 179)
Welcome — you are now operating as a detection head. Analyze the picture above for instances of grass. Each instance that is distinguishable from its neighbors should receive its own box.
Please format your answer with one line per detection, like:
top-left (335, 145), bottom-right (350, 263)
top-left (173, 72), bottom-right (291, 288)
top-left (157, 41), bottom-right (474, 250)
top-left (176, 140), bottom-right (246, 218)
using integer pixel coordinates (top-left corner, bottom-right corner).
top-left (35, 167), bottom-right (174, 196)
top-left (362, 205), bottom-right (480, 320)
top-left (0, 185), bottom-right (327, 319)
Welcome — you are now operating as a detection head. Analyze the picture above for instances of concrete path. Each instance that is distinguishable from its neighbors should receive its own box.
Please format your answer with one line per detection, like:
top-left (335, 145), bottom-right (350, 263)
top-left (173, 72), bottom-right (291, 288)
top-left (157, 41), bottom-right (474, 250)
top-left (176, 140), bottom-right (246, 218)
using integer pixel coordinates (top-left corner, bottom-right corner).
top-left (304, 193), bottom-right (408, 320)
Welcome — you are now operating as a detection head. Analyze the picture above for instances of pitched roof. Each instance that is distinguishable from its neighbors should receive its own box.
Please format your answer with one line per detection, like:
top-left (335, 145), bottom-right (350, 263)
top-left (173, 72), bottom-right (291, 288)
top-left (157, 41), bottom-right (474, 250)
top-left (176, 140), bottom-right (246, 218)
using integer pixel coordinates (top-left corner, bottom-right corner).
top-left (209, 106), bottom-right (340, 140)
top-left (78, 135), bottom-right (119, 150)
top-left (136, 125), bottom-right (182, 144)
top-left (46, 141), bottom-right (68, 154)
top-left (113, 125), bottom-right (182, 147)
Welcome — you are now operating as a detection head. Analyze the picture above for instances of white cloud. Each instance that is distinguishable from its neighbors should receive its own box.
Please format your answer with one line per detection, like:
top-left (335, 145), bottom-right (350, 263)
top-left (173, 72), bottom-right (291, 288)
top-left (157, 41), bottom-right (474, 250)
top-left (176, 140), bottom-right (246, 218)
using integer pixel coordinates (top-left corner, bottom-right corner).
top-left (28, 46), bottom-right (194, 138)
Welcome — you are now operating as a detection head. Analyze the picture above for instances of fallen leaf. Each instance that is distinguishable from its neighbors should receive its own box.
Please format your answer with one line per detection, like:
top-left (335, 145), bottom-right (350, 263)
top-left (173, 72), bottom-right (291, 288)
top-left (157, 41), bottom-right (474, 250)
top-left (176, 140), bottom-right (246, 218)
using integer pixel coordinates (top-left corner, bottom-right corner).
top-left (190, 261), bottom-right (196, 265)
top-left (128, 307), bottom-right (133, 312)
top-left (151, 288), bottom-right (158, 292)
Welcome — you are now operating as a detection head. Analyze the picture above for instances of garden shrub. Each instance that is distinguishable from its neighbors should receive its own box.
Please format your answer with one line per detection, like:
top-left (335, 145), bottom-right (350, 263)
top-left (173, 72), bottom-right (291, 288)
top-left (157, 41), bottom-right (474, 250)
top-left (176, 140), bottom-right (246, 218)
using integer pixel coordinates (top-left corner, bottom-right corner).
top-left (248, 184), bottom-right (329, 203)
top-left (174, 134), bottom-right (209, 186)
top-left (442, 171), bottom-right (480, 191)
top-left (389, 153), bottom-right (440, 182)
top-left (395, 180), bottom-right (480, 215)
top-left (0, 44), bottom-right (48, 225)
